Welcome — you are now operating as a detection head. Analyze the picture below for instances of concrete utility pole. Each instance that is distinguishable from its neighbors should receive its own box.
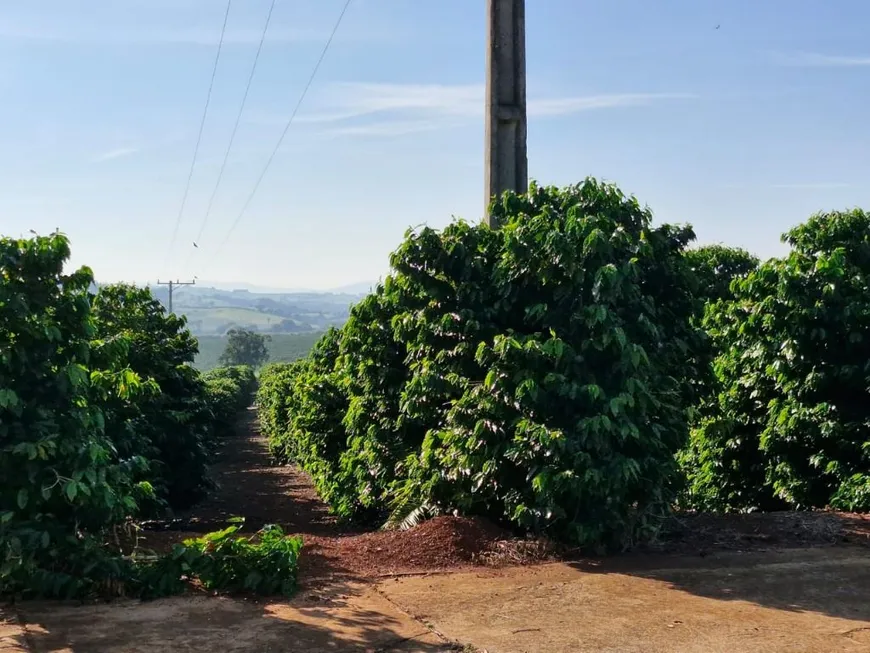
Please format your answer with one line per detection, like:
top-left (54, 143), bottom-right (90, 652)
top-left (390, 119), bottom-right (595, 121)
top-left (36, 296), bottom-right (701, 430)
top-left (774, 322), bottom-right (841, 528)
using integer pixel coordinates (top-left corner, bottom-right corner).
top-left (156, 279), bottom-right (195, 314)
top-left (484, 0), bottom-right (528, 227)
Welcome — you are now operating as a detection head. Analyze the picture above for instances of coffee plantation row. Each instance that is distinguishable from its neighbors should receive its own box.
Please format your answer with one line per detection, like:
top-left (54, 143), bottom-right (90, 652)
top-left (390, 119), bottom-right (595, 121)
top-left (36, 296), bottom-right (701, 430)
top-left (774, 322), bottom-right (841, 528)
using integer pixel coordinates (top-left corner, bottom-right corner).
top-left (0, 234), bottom-right (300, 599)
top-left (259, 179), bottom-right (870, 550)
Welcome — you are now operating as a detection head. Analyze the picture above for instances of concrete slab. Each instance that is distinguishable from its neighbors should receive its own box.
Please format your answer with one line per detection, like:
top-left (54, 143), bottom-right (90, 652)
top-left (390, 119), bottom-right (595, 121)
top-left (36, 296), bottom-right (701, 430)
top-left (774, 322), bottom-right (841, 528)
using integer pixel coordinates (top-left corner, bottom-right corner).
top-left (379, 547), bottom-right (870, 653)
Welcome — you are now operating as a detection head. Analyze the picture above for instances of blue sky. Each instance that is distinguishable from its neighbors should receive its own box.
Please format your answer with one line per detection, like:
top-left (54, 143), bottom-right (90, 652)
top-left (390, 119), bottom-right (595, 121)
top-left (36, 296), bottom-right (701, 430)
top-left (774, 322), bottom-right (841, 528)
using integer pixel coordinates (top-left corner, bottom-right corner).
top-left (1, 0), bottom-right (868, 290)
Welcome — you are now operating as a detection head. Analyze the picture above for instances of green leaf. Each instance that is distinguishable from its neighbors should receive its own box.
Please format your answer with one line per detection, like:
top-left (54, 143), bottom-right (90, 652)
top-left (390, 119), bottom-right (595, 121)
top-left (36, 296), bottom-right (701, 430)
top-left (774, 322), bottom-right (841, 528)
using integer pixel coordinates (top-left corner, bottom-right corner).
top-left (64, 481), bottom-right (78, 502)
top-left (0, 389), bottom-right (19, 410)
top-left (609, 398), bottom-right (621, 417)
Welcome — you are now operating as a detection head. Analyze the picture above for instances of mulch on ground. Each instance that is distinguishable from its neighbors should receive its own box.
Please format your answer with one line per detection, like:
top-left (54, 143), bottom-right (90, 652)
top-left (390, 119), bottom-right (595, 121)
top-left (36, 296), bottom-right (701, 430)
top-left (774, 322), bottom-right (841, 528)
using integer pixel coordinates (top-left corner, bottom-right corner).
top-left (137, 413), bottom-right (542, 579)
top-left (138, 410), bottom-right (870, 589)
top-left (299, 516), bottom-right (538, 581)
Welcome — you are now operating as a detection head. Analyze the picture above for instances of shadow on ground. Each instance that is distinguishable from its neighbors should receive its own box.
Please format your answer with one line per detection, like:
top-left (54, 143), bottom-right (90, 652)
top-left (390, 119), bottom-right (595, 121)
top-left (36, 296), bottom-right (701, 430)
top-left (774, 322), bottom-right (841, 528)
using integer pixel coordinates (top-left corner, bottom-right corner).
top-left (569, 545), bottom-right (870, 622)
top-left (10, 580), bottom-right (457, 653)
top-left (561, 510), bottom-right (870, 622)
top-left (140, 412), bottom-right (342, 538)
top-left (10, 410), bottom-right (870, 653)
top-left (380, 547), bottom-right (870, 653)
top-left (2, 413), bottom-right (460, 652)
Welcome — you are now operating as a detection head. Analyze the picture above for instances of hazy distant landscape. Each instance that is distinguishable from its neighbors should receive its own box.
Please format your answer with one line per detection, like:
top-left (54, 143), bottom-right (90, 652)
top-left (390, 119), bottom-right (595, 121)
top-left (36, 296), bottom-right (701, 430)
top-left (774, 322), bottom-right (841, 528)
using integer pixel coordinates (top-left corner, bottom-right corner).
top-left (146, 284), bottom-right (366, 336)
top-left (141, 283), bottom-right (369, 369)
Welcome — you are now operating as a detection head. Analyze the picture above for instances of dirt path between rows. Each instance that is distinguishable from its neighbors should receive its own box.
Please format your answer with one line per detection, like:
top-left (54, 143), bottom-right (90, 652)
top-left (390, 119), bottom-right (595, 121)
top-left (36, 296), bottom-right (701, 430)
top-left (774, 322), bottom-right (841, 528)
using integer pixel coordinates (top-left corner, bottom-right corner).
top-left (4, 409), bottom-right (870, 652)
top-left (4, 411), bottom-right (467, 652)
top-left (135, 410), bottom-right (517, 585)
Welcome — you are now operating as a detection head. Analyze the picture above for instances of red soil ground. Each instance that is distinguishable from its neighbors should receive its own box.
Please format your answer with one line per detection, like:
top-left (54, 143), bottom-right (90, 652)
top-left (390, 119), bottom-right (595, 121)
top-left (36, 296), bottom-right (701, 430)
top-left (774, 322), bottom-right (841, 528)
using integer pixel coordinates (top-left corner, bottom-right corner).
top-left (138, 411), bottom-right (870, 589)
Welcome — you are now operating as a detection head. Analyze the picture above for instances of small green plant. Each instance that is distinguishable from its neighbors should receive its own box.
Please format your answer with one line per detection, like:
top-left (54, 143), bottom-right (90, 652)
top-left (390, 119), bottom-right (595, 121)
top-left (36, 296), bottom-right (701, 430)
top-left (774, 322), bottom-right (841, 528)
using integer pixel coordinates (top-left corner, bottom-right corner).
top-left (135, 518), bottom-right (303, 599)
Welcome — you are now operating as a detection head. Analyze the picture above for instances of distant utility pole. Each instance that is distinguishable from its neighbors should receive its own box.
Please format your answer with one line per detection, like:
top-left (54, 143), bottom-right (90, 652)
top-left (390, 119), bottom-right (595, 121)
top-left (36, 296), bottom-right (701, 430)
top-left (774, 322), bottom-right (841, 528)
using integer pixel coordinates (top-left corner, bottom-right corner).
top-left (484, 0), bottom-right (527, 227)
top-left (156, 279), bottom-right (196, 314)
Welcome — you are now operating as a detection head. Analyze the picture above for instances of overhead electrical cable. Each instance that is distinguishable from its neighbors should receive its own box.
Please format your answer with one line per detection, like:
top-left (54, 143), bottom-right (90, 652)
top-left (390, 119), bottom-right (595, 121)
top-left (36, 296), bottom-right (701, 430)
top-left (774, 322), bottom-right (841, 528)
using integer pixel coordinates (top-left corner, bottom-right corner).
top-left (163, 0), bottom-right (233, 272)
top-left (199, 0), bottom-right (352, 276)
top-left (183, 0), bottom-right (278, 277)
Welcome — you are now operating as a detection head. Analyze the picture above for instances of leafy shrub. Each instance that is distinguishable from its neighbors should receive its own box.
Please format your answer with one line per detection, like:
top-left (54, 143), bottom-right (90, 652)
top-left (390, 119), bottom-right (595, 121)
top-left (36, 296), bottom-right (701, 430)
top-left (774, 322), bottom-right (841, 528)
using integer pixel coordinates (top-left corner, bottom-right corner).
top-left (91, 284), bottom-right (215, 510)
top-left (203, 365), bottom-right (257, 437)
top-left (684, 209), bottom-right (870, 511)
top-left (202, 365), bottom-right (258, 399)
top-left (259, 330), bottom-right (353, 514)
top-left (204, 378), bottom-right (242, 432)
top-left (0, 234), bottom-right (150, 598)
top-left (684, 245), bottom-right (759, 307)
top-left (135, 519), bottom-right (302, 599)
top-left (1, 234), bottom-right (273, 599)
top-left (681, 245), bottom-right (760, 417)
top-left (257, 362), bottom-right (300, 439)
top-left (260, 180), bottom-right (703, 548)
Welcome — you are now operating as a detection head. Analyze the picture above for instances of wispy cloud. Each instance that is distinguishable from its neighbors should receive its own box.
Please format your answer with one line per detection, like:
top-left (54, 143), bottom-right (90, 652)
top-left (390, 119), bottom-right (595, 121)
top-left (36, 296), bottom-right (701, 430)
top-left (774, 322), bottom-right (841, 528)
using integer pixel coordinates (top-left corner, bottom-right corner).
top-left (284, 82), bottom-right (695, 137)
top-left (770, 182), bottom-right (854, 190)
top-left (299, 83), bottom-right (484, 123)
top-left (529, 93), bottom-right (696, 117)
top-left (92, 147), bottom-right (140, 163)
top-left (774, 52), bottom-right (870, 67)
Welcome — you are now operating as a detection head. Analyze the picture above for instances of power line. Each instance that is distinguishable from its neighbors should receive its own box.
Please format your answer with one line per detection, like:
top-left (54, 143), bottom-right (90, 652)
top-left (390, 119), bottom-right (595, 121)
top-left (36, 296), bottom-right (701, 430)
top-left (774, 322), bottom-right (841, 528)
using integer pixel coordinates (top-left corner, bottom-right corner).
top-left (164, 0), bottom-right (233, 273)
top-left (156, 279), bottom-right (196, 315)
top-left (184, 0), bottom-right (278, 277)
top-left (199, 0), bottom-right (352, 276)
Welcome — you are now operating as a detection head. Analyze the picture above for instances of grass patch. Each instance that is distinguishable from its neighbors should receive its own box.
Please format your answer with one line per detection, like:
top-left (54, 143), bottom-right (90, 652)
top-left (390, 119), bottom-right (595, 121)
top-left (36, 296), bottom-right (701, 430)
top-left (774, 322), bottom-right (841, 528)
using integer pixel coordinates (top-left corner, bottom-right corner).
top-left (194, 332), bottom-right (323, 371)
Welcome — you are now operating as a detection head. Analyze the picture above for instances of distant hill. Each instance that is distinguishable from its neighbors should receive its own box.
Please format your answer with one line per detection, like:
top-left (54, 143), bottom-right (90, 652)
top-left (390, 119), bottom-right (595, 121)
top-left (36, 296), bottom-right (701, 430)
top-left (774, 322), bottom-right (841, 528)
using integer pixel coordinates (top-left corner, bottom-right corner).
top-left (190, 280), bottom-right (380, 294)
top-left (146, 285), bottom-right (365, 336)
top-left (328, 280), bottom-right (379, 294)
top-left (88, 281), bottom-right (369, 336)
